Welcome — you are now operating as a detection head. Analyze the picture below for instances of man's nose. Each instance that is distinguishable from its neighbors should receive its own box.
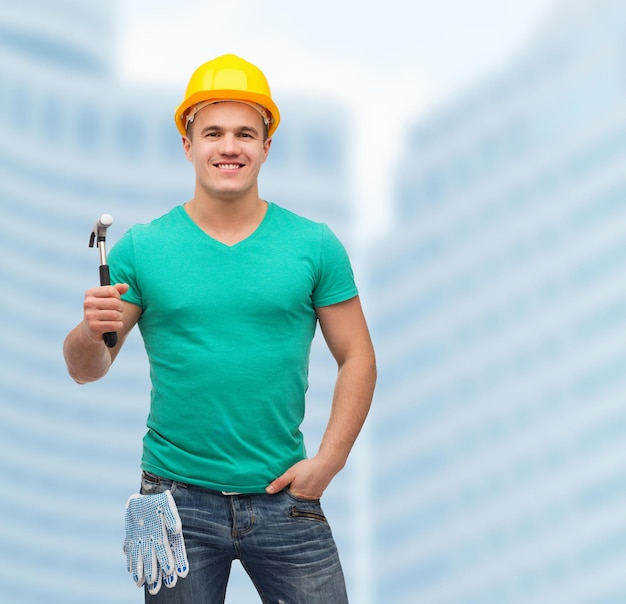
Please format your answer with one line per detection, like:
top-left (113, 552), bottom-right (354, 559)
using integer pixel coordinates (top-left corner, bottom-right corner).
top-left (219, 133), bottom-right (239, 154)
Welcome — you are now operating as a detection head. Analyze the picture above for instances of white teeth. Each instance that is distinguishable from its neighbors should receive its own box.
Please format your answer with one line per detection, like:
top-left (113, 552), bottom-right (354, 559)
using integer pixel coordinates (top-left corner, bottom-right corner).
top-left (217, 163), bottom-right (240, 169)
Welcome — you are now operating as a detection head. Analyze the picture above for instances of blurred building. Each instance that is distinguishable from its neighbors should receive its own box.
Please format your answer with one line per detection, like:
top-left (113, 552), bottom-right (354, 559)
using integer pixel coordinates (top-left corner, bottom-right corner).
top-left (0, 1), bottom-right (356, 603)
top-left (368, 0), bottom-right (626, 602)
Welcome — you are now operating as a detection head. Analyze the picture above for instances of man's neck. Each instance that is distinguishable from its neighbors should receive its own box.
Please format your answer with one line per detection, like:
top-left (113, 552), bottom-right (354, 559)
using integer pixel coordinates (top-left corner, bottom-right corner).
top-left (184, 194), bottom-right (268, 246)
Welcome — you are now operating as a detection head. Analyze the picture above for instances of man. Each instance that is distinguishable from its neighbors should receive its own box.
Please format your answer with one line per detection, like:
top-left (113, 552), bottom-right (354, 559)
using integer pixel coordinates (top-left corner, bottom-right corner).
top-left (63, 54), bottom-right (376, 603)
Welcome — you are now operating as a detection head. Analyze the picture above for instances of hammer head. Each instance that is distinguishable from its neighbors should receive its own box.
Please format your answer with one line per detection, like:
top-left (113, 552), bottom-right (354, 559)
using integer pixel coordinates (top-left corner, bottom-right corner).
top-left (89, 213), bottom-right (114, 247)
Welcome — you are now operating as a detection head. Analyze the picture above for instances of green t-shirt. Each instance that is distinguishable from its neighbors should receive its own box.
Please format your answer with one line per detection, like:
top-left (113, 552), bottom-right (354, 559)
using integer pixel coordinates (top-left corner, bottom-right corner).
top-left (108, 202), bottom-right (358, 493)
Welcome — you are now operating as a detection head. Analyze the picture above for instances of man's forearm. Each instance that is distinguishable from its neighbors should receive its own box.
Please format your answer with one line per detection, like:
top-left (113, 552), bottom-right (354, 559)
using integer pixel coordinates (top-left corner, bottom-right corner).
top-left (63, 322), bottom-right (112, 384)
top-left (317, 353), bottom-right (377, 472)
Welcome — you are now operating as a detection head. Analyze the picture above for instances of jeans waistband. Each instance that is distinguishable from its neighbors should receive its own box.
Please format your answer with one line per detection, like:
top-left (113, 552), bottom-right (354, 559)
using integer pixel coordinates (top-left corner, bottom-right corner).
top-left (142, 471), bottom-right (243, 496)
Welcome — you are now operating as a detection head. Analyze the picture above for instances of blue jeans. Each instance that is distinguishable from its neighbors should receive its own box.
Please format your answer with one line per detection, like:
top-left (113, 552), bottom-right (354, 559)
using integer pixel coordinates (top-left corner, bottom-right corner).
top-left (139, 471), bottom-right (349, 604)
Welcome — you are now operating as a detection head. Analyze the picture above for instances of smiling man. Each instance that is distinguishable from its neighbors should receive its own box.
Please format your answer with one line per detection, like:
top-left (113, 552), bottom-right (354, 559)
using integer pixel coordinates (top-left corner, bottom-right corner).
top-left (63, 54), bottom-right (376, 604)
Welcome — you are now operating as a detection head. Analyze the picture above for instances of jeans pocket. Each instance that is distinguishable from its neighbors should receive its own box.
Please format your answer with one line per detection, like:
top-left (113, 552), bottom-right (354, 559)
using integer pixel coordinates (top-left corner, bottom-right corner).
top-left (285, 489), bottom-right (321, 504)
top-left (285, 490), bottom-right (328, 523)
top-left (288, 505), bottom-right (328, 523)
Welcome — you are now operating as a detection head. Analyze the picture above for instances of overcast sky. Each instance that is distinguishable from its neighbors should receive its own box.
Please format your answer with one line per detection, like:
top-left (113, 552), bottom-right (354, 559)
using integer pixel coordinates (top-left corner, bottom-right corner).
top-left (115, 0), bottom-right (558, 238)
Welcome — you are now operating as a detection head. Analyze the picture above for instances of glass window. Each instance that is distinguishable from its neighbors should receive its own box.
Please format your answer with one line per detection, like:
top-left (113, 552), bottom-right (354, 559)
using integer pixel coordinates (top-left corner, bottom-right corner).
top-left (303, 126), bottom-right (343, 174)
top-left (75, 104), bottom-right (100, 153)
top-left (9, 80), bottom-right (29, 134)
top-left (41, 94), bottom-right (64, 143)
top-left (115, 114), bottom-right (143, 158)
top-left (160, 123), bottom-right (184, 162)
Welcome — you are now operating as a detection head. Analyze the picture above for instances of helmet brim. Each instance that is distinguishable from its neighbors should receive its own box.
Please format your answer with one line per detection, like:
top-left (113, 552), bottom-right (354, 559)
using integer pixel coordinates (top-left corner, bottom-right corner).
top-left (175, 89), bottom-right (280, 137)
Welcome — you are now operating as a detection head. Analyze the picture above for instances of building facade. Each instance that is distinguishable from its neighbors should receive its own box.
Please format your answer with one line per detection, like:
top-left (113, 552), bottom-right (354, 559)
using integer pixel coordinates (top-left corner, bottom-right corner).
top-left (368, 0), bottom-right (626, 602)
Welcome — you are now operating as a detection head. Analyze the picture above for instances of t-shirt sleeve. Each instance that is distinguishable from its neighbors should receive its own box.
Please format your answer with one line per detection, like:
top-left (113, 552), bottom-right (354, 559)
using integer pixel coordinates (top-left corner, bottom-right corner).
top-left (107, 229), bottom-right (143, 308)
top-left (312, 224), bottom-right (358, 308)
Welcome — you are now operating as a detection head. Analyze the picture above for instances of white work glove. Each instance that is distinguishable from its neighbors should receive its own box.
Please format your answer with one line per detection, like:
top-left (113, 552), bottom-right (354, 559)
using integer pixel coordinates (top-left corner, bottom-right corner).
top-left (123, 490), bottom-right (189, 595)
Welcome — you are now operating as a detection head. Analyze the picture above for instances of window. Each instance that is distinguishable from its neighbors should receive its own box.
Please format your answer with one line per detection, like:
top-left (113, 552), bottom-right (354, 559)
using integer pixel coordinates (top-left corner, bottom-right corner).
top-left (115, 113), bottom-right (144, 158)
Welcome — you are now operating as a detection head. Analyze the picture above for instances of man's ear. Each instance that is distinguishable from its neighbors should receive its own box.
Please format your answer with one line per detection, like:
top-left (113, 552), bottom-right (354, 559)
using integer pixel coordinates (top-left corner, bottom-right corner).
top-left (182, 136), bottom-right (192, 162)
top-left (262, 137), bottom-right (272, 162)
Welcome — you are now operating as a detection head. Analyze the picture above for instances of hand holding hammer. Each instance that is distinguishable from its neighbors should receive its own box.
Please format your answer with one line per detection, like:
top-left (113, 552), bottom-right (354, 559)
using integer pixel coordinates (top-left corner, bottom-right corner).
top-left (89, 214), bottom-right (117, 348)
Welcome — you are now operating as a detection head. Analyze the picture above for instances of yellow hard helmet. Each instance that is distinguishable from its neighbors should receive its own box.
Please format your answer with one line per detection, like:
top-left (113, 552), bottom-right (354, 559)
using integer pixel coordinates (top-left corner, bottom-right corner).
top-left (174, 54), bottom-right (280, 137)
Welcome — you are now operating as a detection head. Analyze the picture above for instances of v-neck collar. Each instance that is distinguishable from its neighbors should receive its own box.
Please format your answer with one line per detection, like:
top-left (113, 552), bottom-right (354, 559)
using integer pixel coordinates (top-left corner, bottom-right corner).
top-left (179, 201), bottom-right (273, 250)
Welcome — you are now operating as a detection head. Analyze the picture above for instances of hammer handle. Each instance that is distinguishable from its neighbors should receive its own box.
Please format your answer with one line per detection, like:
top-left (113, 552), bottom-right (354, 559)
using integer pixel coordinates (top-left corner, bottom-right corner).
top-left (99, 264), bottom-right (118, 348)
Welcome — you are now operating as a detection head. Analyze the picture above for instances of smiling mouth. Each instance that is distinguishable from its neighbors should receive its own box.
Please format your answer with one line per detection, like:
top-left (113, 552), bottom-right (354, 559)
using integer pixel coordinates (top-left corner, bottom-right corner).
top-left (215, 163), bottom-right (243, 170)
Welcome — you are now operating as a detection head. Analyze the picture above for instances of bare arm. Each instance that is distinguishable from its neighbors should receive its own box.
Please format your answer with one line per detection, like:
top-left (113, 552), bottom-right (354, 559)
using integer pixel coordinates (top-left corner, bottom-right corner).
top-left (266, 295), bottom-right (377, 498)
top-left (63, 283), bottom-right (141, 384)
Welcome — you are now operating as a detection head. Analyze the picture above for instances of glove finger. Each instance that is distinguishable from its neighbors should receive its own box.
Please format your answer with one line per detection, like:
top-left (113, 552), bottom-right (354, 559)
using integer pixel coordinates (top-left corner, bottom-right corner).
top-left (147, 567), bottom-right (163, 596)
top-left (124, 502), bottom-right (141, 582)
top-left (123, 540), bottom-right (134, 576)
top-left (140, 536), bottom-right (160, 586)
top-left (134, 542), bottom-right (145, 588)
top-left (154, 514), bottom-right (176, 575)
top-left (169, 531), bottom-right (189, 578)
top-left (163, 568), bottom-right (178, 589)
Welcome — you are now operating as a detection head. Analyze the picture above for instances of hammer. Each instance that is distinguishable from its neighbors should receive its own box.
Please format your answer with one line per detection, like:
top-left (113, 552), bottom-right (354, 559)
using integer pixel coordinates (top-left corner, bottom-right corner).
top-left (89, 214), bottom-right (117, 348)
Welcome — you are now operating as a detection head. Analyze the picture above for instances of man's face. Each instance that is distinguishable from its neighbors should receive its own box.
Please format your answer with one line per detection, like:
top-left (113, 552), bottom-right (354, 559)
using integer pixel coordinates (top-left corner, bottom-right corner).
top-left (182, 101), bottom-right (271, 200)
